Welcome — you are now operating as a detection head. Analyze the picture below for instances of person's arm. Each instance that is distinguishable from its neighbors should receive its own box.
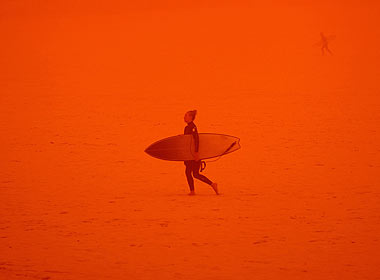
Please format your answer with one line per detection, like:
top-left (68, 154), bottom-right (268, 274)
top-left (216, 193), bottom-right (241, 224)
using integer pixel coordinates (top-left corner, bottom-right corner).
top-left (192, 125), bottom-right (199, 153)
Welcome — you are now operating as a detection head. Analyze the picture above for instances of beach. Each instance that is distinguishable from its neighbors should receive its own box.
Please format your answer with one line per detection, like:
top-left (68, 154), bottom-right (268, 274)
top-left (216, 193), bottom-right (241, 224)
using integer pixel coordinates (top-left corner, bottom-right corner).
top-left (1, 1), bottom-right (380, 279)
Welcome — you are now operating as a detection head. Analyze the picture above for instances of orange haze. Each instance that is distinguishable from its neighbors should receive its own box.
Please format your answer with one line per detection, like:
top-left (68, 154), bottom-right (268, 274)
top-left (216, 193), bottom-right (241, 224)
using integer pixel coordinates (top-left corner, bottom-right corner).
top-left (1, 0), bottom-right (380, 279)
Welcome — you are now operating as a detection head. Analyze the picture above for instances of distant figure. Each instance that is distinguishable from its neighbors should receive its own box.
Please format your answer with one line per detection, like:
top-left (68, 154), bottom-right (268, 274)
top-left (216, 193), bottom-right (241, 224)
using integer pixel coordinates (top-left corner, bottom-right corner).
top-left (319, 32), bottom-right (334, 55)
top-left (183, 110), bottom-right (219, 195)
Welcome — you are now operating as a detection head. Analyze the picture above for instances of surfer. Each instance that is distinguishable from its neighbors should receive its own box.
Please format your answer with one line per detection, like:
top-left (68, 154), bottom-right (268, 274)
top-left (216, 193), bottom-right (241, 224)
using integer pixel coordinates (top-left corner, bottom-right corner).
top-left (184, 110), bottom-right (219, 195)
top-left (319, 32), bottom-right (333, 55)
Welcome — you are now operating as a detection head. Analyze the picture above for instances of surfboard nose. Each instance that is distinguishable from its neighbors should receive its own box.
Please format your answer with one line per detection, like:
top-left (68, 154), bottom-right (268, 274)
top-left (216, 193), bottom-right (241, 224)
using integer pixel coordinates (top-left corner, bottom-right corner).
top-left (144, 143), bottom-right (153, 155)
top-left (144, 145), bottom-right (152, 155)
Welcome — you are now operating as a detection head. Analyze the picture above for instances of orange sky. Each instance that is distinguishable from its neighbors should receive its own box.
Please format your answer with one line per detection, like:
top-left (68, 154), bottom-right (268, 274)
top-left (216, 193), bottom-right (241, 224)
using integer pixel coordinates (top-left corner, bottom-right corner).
top-left (1, 1), bottom-right (380, 279)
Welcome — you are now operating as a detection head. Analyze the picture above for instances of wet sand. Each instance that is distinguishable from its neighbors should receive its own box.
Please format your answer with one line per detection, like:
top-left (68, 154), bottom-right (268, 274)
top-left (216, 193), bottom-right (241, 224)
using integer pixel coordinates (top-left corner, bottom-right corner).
top-left (1, 1), bottom-right (380, 279)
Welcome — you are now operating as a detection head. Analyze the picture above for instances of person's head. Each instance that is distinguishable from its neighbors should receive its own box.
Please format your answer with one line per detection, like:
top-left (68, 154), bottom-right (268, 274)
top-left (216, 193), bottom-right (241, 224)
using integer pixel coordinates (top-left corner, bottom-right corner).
top-left (184, 110), bottom-right (197, 123)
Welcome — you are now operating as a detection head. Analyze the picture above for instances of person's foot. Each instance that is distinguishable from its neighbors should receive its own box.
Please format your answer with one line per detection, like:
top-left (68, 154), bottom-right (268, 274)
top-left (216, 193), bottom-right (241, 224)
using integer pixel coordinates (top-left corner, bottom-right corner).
top-left (188, 191), bottom-right (196, 196)
top-left (211, 183), bottom-right (219, 195)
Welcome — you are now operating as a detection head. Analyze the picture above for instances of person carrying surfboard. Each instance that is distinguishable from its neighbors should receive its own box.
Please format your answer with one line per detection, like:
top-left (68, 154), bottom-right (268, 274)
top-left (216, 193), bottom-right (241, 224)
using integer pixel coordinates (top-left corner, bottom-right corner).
top-left (184, 110), bottom-right (219, 195)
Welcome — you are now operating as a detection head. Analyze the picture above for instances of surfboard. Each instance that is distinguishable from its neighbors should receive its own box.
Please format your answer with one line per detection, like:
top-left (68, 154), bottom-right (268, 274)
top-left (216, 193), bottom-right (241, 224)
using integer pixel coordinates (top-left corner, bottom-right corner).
top-left (144, 133), bottom-right (241, 161)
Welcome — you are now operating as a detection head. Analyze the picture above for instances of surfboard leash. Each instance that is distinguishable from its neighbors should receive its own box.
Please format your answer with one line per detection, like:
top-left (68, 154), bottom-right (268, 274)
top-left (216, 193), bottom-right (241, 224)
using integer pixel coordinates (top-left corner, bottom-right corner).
top-left (189, 137), bottom-right (238, 172)
top-left (201, 141), bottom-right (237, 166)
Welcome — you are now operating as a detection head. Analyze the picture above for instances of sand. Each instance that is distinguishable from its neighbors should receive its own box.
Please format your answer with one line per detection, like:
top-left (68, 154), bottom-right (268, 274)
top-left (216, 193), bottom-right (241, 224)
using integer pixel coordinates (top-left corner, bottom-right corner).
top-left (1, 1), bottom-right (380, 279)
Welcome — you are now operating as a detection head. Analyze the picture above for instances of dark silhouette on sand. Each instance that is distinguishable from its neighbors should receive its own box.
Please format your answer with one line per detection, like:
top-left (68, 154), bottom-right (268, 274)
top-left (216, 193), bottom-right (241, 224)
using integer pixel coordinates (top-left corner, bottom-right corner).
top-left (183, 110), bottom-right (219, 195)
top-left (318, 32), bottom-right (334, 55)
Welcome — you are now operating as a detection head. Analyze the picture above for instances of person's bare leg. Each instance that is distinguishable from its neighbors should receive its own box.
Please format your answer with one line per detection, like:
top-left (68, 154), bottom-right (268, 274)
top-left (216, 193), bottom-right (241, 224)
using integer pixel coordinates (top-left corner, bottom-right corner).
top-left (192, 161), bottom-right (218, 194)
top-left (211, 182), bottom-right (219, 195)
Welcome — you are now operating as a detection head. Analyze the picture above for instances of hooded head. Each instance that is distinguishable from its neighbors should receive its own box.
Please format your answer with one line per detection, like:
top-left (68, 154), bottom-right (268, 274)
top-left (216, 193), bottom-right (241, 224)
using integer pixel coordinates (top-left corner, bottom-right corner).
top-left (184, 110), bottom-right (197, 123)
